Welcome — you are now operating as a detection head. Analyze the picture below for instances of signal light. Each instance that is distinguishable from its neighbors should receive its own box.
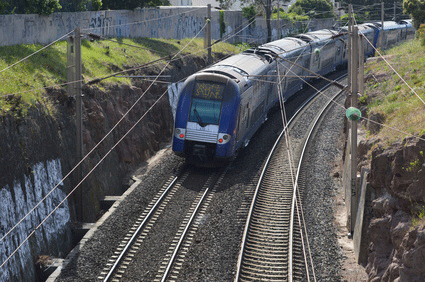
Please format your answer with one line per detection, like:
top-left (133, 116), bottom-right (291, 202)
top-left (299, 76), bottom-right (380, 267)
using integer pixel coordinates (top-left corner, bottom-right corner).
top-left (218, 138), bottom-right (223, 143)
top-left (180, 134), bottom-right (184, 138)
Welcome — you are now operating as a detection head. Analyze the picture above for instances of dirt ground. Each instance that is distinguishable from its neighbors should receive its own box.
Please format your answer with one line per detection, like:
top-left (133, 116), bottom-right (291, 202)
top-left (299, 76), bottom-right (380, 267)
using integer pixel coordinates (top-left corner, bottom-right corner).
top-left (335, 195), bottom-right (368, 281)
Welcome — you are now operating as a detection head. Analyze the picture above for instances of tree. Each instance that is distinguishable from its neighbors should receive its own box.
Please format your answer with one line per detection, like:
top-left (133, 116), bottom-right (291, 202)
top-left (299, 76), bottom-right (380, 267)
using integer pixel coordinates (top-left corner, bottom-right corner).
top-left (59, 0), bottom-right (102, 11)
top-left (242, 0), bottom-right (291, 42)
top-left (242, 4), bottom-right (257, 27)
top-left (288, 0), bottom-right (334, 19)
top-left (0, 0), bottom-right (62, 15)
top-left (102, 0), bottom-right (169, 10)
top-left (339, 0), bottom-right (406, 22)
top-left (403, 0), bottom-right (425, 28)
top-left (216, 0), bottom-right (233, 10)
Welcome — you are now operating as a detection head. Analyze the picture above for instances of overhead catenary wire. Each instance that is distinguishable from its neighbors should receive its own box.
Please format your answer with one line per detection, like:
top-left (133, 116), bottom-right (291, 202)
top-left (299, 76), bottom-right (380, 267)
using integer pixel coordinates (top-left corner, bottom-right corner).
top-left (4, 8), bottom-right (422, 272)
top-left (273, 19), bottom-right (318, 281)
top-left (0, 9), bottom-right (260, 99)
top-left (81, 7), bottom-right (205, 33)
top-left (352, 16), bottom-right (425, 106)
top-left (0, 23), bottom-right (208, 269)
top-left (0, 31), bottom-right (73, 74)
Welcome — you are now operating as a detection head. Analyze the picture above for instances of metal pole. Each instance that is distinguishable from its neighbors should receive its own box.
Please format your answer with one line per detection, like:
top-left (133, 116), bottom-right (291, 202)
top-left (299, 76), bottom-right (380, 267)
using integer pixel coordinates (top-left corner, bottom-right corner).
top-left (75, 27), bottom-right (83, 221)
top-left (277, 2), bottom-right (280, 40)
top-left (207, 4), bottom-right (212, 65)
top-left (394, 1), bottom-right (396, 20)
top-left (350, 26), bottom-right (359, 235)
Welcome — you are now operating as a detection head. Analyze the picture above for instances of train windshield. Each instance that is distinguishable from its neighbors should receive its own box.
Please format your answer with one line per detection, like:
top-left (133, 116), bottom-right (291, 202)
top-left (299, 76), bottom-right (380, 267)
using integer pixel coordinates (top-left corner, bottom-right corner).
top-left (189, 81), bottom-right (225, 126)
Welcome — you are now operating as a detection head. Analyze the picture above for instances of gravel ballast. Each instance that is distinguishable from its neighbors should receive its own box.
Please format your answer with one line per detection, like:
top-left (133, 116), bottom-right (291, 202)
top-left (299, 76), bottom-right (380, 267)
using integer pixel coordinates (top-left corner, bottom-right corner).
top-left (54, 79), bottom-right (364, 281)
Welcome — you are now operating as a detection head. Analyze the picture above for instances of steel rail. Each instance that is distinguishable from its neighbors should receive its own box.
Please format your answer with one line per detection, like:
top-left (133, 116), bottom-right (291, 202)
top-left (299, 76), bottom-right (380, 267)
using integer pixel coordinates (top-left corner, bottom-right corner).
top-left (235, 74), bottom-right (347, 282)
top-left (289, 85), bottom-right (347, 282)
top-left (102, 175), bottom-right (180, 281)
top-left (160, 171), bottom-right (217, 282)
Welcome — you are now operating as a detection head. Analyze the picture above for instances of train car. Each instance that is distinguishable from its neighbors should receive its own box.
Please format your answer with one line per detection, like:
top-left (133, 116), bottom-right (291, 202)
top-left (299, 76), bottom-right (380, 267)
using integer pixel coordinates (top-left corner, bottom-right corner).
top-left (172, 19), bottom-right (414, 166)
top-left (172, 52), bottom-right (272, 165)
top-left (254, 36), bottom-right (310, 100)
top-left (399, 19), bottom-right (416, 41)
top-left (357, 24), bottom-right (377, 57)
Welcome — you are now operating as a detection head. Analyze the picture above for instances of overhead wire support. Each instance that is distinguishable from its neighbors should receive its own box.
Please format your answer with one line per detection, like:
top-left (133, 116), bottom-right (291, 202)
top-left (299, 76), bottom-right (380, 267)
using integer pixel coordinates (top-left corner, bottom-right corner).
top-left (0, 22), bottom-right (208, 270)
top-left (275, 54), bottom-right (348, 92)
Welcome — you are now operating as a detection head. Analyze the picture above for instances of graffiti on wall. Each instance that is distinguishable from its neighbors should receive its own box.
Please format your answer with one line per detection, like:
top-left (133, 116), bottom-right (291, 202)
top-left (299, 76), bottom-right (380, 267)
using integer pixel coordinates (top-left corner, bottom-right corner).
top-left (176, 15), bottom-right (204, 40)
top-left (89, 15), bottom-right (112, 36)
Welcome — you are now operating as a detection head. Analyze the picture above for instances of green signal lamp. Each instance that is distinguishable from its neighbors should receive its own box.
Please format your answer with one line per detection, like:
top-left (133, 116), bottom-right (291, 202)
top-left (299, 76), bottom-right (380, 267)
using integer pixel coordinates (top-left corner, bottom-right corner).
top-left (346, 107), bottom-right (362, 121)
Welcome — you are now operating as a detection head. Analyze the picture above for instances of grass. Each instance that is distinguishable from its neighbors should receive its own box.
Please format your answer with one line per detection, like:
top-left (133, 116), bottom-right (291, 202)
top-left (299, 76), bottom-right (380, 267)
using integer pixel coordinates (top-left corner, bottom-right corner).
top-left (0, 38), bottom-right (246, 117)
top-left (364, 38), bottom-right (425, 143)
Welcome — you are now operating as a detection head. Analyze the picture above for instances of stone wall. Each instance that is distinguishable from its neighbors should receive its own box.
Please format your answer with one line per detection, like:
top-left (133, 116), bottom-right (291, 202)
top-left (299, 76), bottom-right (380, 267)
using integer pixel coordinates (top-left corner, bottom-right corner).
top-left (0, 7), bottom-right (335, 46)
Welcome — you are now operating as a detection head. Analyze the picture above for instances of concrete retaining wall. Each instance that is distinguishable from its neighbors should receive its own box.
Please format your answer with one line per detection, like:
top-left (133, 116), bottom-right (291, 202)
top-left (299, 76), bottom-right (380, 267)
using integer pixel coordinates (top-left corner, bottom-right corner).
top-left (0, 7), bottom-right (335, 46)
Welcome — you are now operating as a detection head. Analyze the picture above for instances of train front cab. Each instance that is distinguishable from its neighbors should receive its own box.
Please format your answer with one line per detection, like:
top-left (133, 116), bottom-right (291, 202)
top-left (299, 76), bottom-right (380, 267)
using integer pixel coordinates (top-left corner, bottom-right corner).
top-left (172, 74), bottom-right (240, 165)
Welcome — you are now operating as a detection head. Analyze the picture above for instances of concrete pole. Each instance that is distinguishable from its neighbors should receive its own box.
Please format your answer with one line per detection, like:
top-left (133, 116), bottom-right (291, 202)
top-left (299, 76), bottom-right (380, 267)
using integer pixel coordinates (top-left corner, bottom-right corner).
top-left (347, 5), bottom-right (352, 94)
top-left (207, 4), bottom-right (212, 65)
top-left (359, 34), bottom-right (365, 99)
top-left (381, 2), bottom-right (384, 29)
top-left (67, 36), bottom-right (75, 97)
top-left (75, 27), bottom-right (83, 221)
top-left (350, 26), bottom-right (359, 235)
top-left (277, 2), bottom-right (280, 40)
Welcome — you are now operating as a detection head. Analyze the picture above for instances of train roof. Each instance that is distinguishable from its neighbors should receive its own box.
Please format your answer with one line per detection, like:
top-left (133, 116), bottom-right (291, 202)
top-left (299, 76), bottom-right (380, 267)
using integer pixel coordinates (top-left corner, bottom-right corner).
top-left (370, 21), bottom-right (401, 30)
top-left (357, 24), bottom-right (376, 34)
top-left (293, 29), bottom-right (337, 43)
top-left (260, 37), bottom-right (308, 55)
top-left (199, 53), bottom-right (269, 83)
top-left (399, 19), bottom-right (413, 27)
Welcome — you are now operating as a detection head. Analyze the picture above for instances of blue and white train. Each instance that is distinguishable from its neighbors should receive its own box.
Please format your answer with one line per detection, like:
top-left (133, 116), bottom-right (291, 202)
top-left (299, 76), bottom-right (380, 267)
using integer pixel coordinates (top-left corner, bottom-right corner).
top-left (172, 20), bottom-right (415, 165)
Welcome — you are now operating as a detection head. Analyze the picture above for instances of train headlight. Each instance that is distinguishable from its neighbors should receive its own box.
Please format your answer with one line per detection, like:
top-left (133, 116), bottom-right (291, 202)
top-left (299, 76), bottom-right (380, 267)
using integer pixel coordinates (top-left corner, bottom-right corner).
top-left (175, 128), bottom-right (185, 140)
top-left (217, 133), bottom-right (231, 144)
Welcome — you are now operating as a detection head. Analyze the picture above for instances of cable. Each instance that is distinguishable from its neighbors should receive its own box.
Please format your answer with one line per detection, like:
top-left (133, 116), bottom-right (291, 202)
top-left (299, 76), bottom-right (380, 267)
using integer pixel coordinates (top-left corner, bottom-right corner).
top-left (0, 23), bottom-right (208, 268)
top-left (81, 7), bottom-right (204, 33)
top-left (353, 17), bottom-right (425, 106)
top-left (0, 31), bottom-right (73, 74)
top-left (1, 13), bottom-right (256, 99)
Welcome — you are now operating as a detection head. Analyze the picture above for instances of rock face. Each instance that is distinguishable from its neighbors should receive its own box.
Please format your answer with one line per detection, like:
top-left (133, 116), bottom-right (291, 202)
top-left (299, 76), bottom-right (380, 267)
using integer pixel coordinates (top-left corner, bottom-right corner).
top-left (0, 54), bottom-right (211, 281)
top-left (364, 134), bottom-right (425, 281)
top-left (79, 82), bottom-right (174, 221)
top-left (0, 105), bottom-right (75, 282)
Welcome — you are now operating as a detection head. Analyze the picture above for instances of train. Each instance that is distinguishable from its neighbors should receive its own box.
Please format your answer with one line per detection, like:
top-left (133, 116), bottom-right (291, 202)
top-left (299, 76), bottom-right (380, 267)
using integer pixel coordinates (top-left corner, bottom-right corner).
top-left (172, 19), bottom-right (415, 166)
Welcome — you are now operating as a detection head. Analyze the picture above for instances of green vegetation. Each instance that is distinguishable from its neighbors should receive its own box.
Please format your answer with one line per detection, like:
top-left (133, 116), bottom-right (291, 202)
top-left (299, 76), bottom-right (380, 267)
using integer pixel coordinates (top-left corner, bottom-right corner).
top-left (0, 38), bottom-right (244, 116)
top-left (271, 10), bottom-right (309, 22)
top-left (242, 5), bottom-right (257, 28)
top-left (288, 0), bottom-right (334, 19)
top-left (0, 0), bottom-right (171, 15)
top-left (403, 157), bottom-right (423, 172)
top-left (364, 38), bottom-right (425, 142)
top-left (412, 206), bottom-right (425, 227)
top-left (403, 0), bottom-right (425, 29)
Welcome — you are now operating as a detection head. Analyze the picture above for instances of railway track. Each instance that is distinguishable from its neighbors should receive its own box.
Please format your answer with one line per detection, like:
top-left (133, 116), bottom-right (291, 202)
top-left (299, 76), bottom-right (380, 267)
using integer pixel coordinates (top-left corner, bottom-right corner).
top-left (235, 76), bottom-right (347, 282)
top-left (98, 164), bottom-right (229, 282)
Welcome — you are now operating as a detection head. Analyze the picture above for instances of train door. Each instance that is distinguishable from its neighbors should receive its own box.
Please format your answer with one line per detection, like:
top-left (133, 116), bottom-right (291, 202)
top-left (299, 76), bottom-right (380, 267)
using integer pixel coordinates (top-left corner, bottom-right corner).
top-left (303, 52), bottom-right (311, 82)
top-left (266, 69), bottom-right (277, 108)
